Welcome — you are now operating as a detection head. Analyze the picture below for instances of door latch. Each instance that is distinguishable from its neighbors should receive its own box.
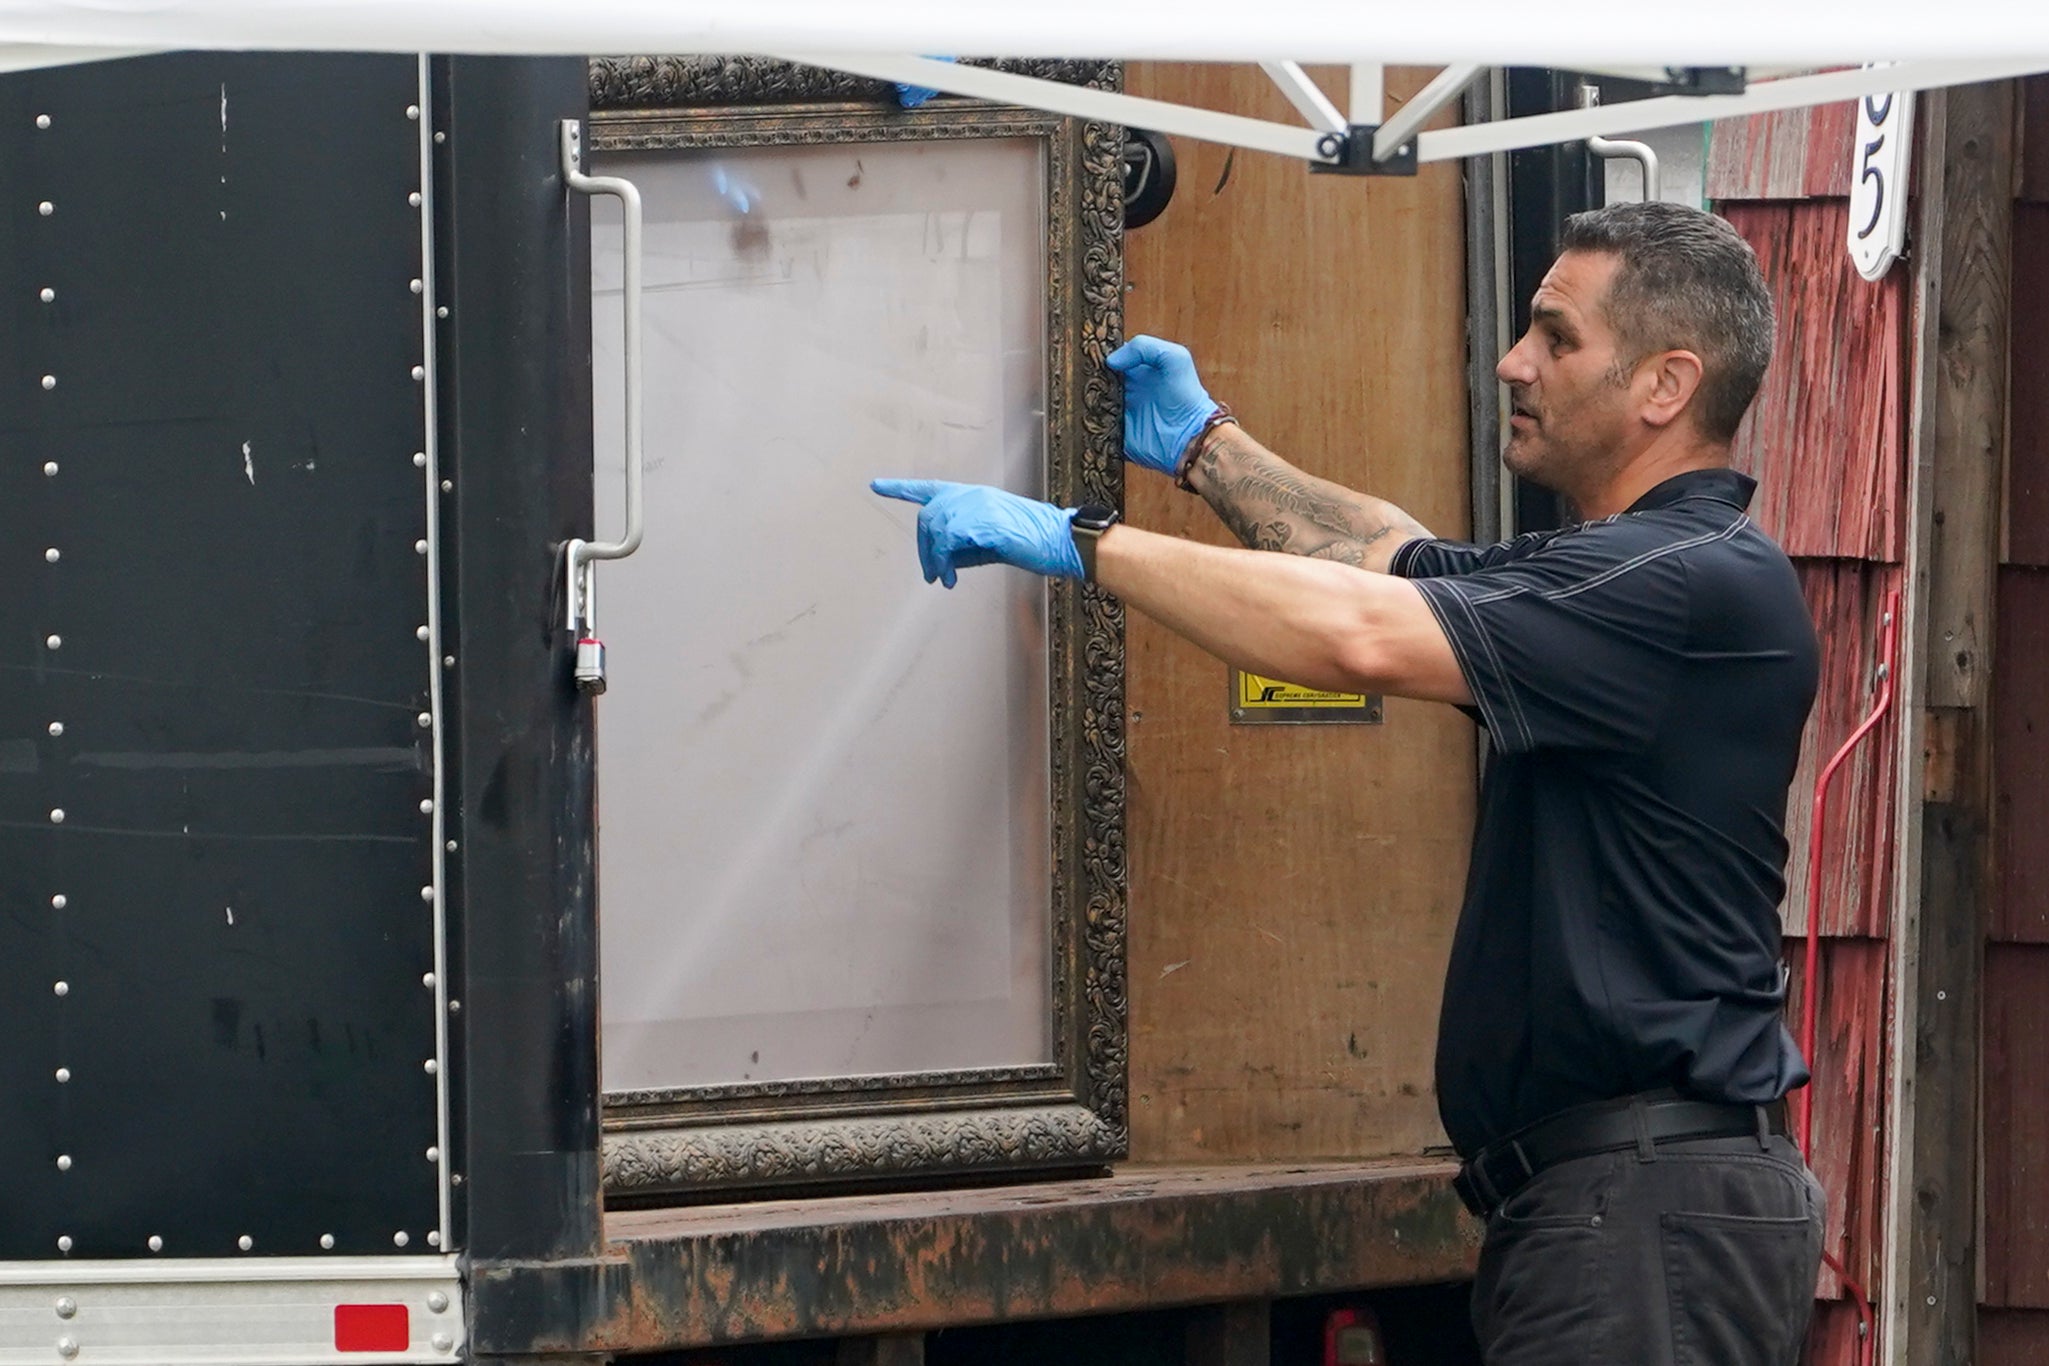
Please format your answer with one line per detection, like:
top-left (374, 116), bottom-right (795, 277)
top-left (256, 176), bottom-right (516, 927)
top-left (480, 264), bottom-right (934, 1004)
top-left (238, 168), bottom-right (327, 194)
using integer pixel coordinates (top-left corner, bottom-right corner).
top-left (560, 118), bottom-right (644, 696)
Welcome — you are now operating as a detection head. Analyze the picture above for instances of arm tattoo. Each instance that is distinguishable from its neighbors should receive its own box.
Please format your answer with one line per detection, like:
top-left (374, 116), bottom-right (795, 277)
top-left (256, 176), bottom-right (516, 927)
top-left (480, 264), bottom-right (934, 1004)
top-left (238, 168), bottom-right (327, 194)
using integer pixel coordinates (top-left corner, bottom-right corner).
top-left (1190, 426), bottom-right (1428, 568)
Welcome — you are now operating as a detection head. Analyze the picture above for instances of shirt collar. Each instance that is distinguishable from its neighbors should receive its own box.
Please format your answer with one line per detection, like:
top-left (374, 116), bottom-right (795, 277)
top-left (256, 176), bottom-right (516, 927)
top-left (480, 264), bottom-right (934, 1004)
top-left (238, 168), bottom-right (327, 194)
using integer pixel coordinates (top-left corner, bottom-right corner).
top-left (1624, 467), bottom-right (1756, 515)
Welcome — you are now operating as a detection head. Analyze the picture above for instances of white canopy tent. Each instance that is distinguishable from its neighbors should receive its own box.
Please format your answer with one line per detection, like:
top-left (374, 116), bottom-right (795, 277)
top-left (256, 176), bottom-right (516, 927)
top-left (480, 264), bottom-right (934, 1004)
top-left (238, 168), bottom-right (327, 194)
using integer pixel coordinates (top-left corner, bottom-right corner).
top-left (0, 1), bottom-right (2046, 170)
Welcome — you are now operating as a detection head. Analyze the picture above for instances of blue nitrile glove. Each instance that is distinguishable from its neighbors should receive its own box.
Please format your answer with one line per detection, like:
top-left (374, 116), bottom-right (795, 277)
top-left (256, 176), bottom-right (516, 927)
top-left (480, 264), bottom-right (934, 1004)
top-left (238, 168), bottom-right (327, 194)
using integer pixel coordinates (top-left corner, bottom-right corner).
top-left (871, 479), bottom-right (1083, 588)
top-left (894, 56), bottom-right (957, 108)
top-left (1105, 334), bottom-right (1219, 475)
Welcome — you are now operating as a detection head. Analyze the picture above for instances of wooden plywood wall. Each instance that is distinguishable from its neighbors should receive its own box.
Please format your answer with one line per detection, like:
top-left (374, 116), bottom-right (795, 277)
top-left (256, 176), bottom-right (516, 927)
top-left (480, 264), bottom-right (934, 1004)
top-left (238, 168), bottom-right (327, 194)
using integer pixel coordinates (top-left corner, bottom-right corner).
top-left (1121, 64), bottom-right (1474, 1162)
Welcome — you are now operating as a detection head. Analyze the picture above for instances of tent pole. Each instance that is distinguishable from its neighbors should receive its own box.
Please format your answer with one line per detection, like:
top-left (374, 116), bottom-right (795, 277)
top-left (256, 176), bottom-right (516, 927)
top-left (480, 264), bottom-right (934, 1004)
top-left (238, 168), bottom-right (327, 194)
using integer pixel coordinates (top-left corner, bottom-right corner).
top-left (1261, 61), bottom-right (1347, 133)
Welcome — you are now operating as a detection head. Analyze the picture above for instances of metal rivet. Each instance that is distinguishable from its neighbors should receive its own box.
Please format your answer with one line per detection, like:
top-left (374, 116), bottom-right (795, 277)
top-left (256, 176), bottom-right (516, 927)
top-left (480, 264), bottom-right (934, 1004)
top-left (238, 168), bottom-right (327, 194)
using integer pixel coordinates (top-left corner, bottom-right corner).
top-left (413, 451), bottom-right (427, 467)
top-left (428, 1291), bottom-right (449, 1313)
top-left (1927, 1295), bottom-right (1937, 1307)
top-left (45, 635), bottom-right (61, 650)
top-left (35, 114), bottom-right (51, 130)
top-left (54, 1068), bottom-right (69, 1083)
top-left (1937, 989), bottom-right (1947, 1001)
top-left (320, 1234), bottom-right (335, 1249)
top-left (39, 287), bottom-right (54, 303)
top-left (410, 365), bottom-right (425, 381)
top-left (57, 1336), bottom-right (77, 1359)
top-left (47, 722), bottom-right (63, 737)
top-left (54, 1297), bottom-right (74, 1319)
top-left (55, 1155), bottom-right (71, 1172)
top-left (51, 894), bottom-right (66, 909)
top-left (406, 104), bottom-right (422, 121)
top-left (416, 625), bottom-right (431, 641)
top-left (53, 981), bottom-right (67, 996)
top-left (38, 201), bottom-right (53, 216)
top-left (42, 462), bottom-right (57, 476)
top-left (433, 1332), bottom-right (454, 1352)
top-left (41, 374), bottom-right (56, 390)
top-left (49, 809), bottom-right (64, 825)
top-left (56, 1236), bottom-right (71, 1253)
top-left (415, 540), bottom-right (429, 556)
top-left (442, 655), bottom-right (455, 668)
top-left (419, 799), bottom-right (434, 813)
top-left (426, 1146), bottom-right (441, 1163)
top-left (434, 131), bottom-right (446, 144)
top-left (448, 1000), bottom-right (461, 1015)
top-left (416, 712), bottom-right (432, 728)
top-left (427, 1231), bottom-right (441, 1248)
top-left (410, 278), bottom-right (423, 295)
top-left (420, 886), bottom-right (435, 902)
top-left (423, 1058), bottom-right (438, 1075)
top-left (435, 305), bottom-right (449, 319)
top-left (450, 1173), bottom-right (463, 1186)
top-left (45, 548), bottom-right (59, 563)
top-left (422, 971), bottom-right (436, 988)
top-left (148, 1235), bottom-right (162, 1252)
top-left (238, 1235), bottom-right (253, 1252)
top-left (440, 479), bottom-right (452, 493)
top-left (408, 192), bottom-right (423, 208)
top-left (445, 840), bottom-right (457, 852)
top-left (394, 1231), bottom-right (410, 1247)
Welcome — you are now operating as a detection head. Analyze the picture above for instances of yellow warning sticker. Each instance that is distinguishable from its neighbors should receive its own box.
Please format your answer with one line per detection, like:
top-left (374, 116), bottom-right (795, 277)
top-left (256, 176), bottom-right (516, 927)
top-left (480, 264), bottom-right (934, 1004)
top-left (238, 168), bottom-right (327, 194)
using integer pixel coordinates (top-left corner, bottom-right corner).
top-left (1237, 672), bottom-right (1370, 709)
top-left (1230, 670), bottom-right (1383, 724)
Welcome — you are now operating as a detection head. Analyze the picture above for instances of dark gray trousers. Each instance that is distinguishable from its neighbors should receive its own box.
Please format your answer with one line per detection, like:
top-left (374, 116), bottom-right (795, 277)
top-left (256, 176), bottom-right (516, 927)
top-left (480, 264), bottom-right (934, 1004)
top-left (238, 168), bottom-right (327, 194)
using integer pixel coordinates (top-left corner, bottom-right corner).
top-left (1470, 1129), bottom-right (1826, 1365)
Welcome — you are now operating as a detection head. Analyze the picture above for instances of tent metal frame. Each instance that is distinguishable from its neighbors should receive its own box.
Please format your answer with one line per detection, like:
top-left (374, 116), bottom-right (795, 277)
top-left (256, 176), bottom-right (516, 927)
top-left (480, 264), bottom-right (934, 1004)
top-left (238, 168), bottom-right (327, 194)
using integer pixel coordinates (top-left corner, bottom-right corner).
top-left (776, 53), bottom-right (2049, 171)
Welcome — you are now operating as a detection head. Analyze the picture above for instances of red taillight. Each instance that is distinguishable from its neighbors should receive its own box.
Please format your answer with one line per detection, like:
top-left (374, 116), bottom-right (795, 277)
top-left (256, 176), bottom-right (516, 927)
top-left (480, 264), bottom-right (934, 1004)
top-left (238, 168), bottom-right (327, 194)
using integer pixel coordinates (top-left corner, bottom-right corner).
top-left (1323, 1306), bottom-right (1386, 1365)
top-left (335, 1303), bottom-right (410, 1352)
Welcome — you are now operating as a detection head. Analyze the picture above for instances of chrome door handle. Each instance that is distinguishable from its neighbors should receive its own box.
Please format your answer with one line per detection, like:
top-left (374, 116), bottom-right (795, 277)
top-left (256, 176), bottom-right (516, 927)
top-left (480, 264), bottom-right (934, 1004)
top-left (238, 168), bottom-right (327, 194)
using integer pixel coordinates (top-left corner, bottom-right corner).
top-left (560, 117), bottom-right (644, 695)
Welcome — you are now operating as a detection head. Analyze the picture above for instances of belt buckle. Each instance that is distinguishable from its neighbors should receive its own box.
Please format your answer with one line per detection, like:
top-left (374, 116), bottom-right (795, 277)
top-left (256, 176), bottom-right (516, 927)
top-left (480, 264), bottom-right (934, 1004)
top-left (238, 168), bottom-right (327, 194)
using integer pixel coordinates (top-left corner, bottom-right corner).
top-left (1453, 1165), bottom-right (1490, 1217)
top-left (1456, 1139), bottom-right (1538, 1219)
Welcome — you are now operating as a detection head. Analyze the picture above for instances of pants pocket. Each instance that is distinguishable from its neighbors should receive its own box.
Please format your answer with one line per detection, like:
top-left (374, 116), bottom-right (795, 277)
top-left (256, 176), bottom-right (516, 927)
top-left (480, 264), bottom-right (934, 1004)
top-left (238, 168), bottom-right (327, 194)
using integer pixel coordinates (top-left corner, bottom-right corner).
top-left (1474, 1221), bottom-right (1603, 1366)
top-left (1661, 1206), bottom-right (1822, 1366)
top-left (1472, 1152), bottom-right (1621, 1365)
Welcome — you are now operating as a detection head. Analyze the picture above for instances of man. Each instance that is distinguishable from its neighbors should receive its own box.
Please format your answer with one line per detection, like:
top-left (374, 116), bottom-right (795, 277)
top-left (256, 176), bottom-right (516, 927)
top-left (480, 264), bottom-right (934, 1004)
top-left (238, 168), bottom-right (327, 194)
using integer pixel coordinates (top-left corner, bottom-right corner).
top-left (874, 200), bottom-right (1824, 1364)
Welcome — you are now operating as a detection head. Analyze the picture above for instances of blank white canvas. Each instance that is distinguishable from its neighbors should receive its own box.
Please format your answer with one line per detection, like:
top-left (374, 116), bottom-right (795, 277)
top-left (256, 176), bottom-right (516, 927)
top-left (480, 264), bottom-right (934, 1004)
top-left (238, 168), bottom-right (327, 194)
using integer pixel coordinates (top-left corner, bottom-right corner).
top-left (591, 135), bottom-right (1054, 1093)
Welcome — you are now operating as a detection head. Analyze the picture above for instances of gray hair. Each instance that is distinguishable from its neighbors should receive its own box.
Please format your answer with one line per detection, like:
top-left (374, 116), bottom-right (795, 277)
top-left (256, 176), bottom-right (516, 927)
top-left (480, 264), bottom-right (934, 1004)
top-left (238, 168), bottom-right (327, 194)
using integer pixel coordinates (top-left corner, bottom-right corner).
top-left (1558, 201), bottom-right (1775, 445)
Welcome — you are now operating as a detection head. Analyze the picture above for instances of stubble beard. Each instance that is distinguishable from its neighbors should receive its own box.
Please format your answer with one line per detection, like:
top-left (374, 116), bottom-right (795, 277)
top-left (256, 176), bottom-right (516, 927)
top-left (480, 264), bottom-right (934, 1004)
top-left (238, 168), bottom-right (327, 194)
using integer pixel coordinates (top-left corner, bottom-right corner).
top-left (1502, 428), bottom-right (1561, 492)
top-left (1503, 394), bottom-right (1629, 508)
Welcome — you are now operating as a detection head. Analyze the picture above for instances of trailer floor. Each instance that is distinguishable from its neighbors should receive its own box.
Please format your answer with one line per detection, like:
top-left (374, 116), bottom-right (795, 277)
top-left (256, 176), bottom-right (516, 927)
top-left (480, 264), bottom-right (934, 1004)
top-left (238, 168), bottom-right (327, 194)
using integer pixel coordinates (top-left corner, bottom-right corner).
top-left (471, 1159), bottom-right (1477, 1357)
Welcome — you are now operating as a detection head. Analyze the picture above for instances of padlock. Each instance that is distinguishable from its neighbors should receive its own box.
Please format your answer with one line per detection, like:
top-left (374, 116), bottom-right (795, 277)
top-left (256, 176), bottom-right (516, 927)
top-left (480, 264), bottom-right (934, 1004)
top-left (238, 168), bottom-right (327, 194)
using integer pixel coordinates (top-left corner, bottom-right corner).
top-left (574, 637), bottom-right (607, 695)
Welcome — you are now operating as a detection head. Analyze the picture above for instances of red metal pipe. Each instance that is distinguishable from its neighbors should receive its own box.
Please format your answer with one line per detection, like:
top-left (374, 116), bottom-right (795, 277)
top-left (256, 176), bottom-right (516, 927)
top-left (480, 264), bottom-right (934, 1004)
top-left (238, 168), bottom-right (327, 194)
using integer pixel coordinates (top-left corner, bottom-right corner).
top-left (1795, 585), bottom-right (1899, 1366)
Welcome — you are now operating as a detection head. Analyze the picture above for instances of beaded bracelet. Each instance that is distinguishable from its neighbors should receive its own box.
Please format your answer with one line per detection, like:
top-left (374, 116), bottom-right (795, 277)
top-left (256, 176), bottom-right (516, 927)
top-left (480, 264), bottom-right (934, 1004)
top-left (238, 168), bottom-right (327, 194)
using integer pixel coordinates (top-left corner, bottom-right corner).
top-left (1172, 403), bottom-right (1237, 492)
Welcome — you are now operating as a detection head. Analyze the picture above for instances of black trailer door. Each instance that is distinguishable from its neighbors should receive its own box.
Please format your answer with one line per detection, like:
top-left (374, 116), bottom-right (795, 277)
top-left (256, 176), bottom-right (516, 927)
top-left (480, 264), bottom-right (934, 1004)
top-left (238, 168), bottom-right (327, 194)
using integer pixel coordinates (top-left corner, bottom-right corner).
top-left (0, 52), bottom-right (447, 1260)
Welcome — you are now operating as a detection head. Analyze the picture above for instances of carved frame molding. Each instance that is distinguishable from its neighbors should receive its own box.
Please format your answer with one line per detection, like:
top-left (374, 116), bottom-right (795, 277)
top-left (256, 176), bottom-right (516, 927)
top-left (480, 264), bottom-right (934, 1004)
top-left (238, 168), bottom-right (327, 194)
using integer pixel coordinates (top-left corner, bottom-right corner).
top-left (586, 59), bottom-right (1127, 1199)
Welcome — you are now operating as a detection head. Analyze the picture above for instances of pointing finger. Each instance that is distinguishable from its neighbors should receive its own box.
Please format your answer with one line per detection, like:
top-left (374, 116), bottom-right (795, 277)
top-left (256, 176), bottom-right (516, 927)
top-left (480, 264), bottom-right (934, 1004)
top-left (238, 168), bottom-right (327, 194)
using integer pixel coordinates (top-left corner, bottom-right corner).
top-left (872, 477), bottom-right (946, 505)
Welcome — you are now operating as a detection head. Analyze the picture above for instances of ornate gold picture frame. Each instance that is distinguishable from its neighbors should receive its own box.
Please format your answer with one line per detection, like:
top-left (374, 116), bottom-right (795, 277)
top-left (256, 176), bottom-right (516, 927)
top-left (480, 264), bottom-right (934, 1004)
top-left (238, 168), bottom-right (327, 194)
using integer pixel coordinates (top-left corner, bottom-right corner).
top-left (586, 57), bottom-right (1127, 1200)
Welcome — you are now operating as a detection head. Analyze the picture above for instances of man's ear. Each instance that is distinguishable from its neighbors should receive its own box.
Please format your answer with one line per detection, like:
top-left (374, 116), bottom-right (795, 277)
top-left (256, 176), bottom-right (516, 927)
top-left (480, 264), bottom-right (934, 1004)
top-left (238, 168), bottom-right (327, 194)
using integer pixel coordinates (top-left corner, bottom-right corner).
top-left (1637, 349), bottom-right (1705, 430)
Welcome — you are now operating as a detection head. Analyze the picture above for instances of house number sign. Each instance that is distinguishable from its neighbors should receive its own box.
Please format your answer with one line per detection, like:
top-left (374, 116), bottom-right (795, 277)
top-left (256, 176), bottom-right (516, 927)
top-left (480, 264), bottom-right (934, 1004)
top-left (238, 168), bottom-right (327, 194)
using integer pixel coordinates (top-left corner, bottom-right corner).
top-left (1848, 75), bottom-right (1914, 282)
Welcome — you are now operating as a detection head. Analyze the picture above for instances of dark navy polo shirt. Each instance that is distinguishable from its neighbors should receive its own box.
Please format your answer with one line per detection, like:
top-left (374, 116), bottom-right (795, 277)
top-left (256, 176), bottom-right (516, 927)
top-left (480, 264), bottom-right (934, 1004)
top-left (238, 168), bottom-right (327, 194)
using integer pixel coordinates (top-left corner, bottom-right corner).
top-left (1390, 467), bottom-right (1818, 1157)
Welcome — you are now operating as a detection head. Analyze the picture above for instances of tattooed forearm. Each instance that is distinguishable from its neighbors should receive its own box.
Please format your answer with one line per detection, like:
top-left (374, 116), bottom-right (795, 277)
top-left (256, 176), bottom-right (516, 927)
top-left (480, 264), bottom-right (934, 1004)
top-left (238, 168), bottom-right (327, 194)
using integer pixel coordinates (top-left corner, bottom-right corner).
top-left (1187, 423), bottom-right (1430, 574)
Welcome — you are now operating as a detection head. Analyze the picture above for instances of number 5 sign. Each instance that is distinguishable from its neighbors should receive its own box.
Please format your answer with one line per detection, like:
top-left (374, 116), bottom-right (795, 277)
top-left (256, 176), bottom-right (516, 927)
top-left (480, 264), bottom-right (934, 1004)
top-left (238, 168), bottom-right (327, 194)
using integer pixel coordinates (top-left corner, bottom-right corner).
top-left (1848, 75), bottom-right (1915, 281)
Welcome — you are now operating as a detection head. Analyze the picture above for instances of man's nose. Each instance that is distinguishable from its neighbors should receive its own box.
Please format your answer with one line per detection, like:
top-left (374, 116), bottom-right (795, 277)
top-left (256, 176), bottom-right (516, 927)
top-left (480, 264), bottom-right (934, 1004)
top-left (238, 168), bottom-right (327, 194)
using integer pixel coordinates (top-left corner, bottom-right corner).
top-left (1496, 341), bottom-right (1533, 387)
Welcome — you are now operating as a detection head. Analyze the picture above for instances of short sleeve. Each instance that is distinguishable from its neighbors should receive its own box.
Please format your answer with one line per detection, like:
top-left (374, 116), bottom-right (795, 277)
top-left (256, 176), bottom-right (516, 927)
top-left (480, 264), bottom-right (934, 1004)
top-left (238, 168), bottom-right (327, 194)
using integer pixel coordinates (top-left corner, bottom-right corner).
top-left (1401, 522), bottom-right (1697, 755)
top-left (1391, 529), bottom-right (1566, 579)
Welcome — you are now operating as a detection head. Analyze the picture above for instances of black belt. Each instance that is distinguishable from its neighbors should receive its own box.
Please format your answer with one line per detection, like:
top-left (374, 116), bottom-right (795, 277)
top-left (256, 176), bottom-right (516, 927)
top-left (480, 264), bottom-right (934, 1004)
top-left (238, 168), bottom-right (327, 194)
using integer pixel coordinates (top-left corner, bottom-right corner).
top-left (1453, 1091), bottom-right (1790, 1220)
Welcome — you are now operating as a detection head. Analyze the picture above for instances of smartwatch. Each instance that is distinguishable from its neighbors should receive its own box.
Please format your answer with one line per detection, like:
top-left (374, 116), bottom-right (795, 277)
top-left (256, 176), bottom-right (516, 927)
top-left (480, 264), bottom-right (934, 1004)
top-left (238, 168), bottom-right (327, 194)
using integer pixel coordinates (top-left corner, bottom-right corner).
top-left (1069, 504), bottom-right (1121, 581)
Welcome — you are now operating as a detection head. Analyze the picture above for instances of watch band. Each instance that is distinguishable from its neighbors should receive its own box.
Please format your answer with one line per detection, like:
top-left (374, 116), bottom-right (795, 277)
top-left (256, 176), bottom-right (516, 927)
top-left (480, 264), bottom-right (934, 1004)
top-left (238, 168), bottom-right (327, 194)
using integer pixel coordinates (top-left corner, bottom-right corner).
top-left (1069, 504), bottom-right (1120, 581)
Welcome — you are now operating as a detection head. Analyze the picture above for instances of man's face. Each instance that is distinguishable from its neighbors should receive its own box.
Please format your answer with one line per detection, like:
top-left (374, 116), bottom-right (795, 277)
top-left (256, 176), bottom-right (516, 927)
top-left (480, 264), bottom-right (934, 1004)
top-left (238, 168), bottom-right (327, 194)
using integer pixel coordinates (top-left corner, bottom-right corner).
top-left (1495, 250), bottom-right (1640, 499)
